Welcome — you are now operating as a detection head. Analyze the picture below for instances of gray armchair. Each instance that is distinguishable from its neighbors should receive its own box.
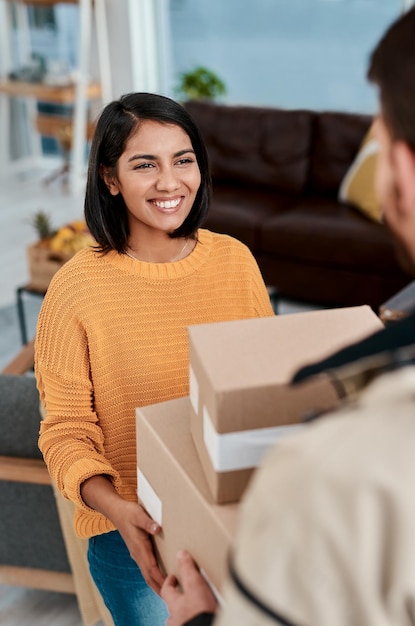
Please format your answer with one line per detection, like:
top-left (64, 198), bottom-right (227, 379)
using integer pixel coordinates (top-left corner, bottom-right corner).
top-left (0, 358), bottom-right (73, 592)
top-left (0, 341), bottom-right (113, 626)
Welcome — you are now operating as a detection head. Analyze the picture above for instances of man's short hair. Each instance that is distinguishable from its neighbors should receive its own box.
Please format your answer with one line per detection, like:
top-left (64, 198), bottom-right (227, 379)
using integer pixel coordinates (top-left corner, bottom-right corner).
top-left (368, 7), bottom-right (415, 152)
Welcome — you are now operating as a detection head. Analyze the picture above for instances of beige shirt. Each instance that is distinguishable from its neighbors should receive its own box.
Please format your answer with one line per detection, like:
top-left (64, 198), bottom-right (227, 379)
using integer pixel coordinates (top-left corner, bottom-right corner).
top-left (216, 365), bottom-right (415, 626)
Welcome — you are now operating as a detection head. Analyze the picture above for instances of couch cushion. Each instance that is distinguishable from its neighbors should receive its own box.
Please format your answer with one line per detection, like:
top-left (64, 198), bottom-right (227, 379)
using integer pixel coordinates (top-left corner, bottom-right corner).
top-left (203, 184), bottom-right (295, 251)
top-left (338, 123), bottom-right (381, 223)
top-left (260, 196), bottom-right (403, 274)
top-left (310, 112), bottom-right (373, 194)
top-left (0, 374), bottom-right (43, 459)
top-left (185, 101), bottom-right (314, 194)
top-left (256, 252), bottom-right (411, 310)
top-left (0, 482), bottom-right (71, 572)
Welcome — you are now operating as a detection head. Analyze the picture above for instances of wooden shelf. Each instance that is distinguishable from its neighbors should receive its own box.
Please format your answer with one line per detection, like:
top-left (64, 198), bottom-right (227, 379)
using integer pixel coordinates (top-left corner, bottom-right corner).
top-left (36, 113), bottom-right (96, 139)
top-left (0, 79), bottom-right (101, 104)
top-left (0, 0), bottom-right (107, 195)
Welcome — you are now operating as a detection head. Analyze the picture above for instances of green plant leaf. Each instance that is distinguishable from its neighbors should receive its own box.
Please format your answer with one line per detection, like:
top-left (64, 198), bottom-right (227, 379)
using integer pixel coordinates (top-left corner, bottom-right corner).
top-left (175, 66), bottom-right (226, 101)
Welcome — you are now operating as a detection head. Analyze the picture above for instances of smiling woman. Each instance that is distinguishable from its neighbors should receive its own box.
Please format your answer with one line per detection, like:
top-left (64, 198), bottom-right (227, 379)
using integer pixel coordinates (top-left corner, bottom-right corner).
top-left (101, 120), bottom-right (201, 263)
top-left (34, 92), bottom-right (275, 626)
top-left (84, 93), bottom-right (212, 257)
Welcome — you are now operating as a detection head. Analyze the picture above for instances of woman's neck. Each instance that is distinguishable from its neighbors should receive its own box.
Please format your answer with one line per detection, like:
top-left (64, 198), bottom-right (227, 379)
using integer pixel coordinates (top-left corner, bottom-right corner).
top-left (125, 236), bottom-right (195, 263)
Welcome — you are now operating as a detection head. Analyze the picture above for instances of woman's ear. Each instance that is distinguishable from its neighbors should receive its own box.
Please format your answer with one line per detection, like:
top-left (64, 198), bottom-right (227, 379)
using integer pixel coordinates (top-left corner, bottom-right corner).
top-left (99, 165), bottom-right (120, 196)
top-left (392, 141), bottom-right (415, 215)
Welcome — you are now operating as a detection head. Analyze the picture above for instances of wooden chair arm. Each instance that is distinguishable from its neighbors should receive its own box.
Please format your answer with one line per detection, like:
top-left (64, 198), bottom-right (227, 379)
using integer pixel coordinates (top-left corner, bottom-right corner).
top-left (0, 565), bottom-right (75, 594)
top-left (1, 339), bottom-right (35, 375)
top-left (0, 455), bottom-right (51, 485)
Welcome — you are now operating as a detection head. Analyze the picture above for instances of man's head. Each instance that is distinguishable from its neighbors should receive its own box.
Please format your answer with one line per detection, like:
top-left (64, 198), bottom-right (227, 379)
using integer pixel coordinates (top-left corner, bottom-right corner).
top-left (368, 7), bottom-right (415, 274)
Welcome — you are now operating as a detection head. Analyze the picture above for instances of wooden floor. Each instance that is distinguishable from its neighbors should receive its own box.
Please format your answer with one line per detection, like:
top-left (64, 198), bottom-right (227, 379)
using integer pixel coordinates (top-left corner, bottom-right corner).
top-left (0, 584), bottom-right (83, 626)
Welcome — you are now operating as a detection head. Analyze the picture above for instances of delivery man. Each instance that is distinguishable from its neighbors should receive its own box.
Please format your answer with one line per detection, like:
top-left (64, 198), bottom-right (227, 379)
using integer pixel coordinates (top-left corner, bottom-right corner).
top-left (161, 7), bottom-right (415, 625)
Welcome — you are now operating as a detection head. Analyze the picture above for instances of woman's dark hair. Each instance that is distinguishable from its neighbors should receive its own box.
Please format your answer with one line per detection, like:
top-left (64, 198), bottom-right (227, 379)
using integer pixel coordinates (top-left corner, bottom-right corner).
top-left (367, 7), bottom-right (415, 152)
top-left (84, 92), bottom-right (211, 253)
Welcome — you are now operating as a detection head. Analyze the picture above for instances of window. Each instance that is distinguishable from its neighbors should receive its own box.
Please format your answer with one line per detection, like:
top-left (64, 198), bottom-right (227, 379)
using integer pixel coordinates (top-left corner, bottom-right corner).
top-left (28, 6), bottom-right (56, 29)
top-left (169, 0), bottom-right (401, 113)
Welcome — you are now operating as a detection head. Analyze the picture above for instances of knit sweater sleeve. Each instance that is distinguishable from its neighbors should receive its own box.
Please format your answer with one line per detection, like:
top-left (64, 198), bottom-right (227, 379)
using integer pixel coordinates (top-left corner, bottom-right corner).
top-left (228, 237), bottom-right (274, 318)
top-left (36, 257), bottom-right (121, 513)
top-left (248, 255), bottom-right (275, 318)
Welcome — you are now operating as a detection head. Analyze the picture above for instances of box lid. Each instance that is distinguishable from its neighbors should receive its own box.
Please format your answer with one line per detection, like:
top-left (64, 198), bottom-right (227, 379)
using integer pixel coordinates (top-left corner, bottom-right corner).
top-left (188, 305), bottom-right (383, 391)
top-left (188, 306), bottom-right (383, 431)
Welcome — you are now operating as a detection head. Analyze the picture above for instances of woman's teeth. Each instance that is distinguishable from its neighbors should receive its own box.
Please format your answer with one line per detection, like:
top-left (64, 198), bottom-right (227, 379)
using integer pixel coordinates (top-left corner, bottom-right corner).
top-left (153, 199), bottom-right (180, 209)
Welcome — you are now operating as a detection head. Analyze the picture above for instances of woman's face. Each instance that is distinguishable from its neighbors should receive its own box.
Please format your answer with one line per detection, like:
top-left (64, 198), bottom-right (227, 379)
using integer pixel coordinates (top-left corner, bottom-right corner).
top-left (106, 119), bottom-right (201, 241)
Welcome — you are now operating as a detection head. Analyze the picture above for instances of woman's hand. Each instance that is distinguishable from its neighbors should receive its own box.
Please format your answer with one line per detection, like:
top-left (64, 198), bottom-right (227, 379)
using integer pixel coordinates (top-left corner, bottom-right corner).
top-left (161, 550), bottom-right (218, 626)
top-left (114, 499), bottom-right (166, 594)
top-left (81, 475), bottom-right (165, 594)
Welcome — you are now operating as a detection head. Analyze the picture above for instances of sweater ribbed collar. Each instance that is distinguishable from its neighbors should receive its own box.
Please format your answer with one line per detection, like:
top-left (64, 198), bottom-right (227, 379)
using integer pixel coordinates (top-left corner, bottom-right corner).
top-left (99, 228), bottom-right (213, 280)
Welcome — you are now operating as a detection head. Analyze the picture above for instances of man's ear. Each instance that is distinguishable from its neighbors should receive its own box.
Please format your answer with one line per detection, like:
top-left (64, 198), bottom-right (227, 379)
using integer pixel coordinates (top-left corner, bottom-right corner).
top-left (392, 141), bottom-right (415, 213)
top-left (99, 165), bottom-right (120, 196)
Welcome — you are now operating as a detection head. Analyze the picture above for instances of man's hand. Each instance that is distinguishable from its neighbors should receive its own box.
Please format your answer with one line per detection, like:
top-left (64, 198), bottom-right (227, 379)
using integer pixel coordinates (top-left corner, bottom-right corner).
top-left (161, 550), bottom-right (218, 626)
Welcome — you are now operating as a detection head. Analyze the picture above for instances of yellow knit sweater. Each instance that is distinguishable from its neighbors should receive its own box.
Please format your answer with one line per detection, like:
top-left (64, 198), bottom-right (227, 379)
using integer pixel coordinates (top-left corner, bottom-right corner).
top-left (36, 229), bottom-right (274, 538)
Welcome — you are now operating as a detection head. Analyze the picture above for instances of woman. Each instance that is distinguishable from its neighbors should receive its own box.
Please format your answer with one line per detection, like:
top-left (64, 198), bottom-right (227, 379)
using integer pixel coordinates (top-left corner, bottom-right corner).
top-left (36, 92), bottom-right (274, 626)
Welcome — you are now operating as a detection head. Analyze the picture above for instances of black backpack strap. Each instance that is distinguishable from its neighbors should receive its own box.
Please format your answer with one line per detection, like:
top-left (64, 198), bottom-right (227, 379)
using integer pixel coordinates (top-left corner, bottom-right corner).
top-left (229, 557), bottom-right (305, 626)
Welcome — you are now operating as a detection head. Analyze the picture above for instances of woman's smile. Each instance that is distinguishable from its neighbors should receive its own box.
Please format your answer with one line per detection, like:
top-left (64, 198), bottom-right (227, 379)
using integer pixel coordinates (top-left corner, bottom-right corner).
top-left (150, 196), bottom-right (183, 211)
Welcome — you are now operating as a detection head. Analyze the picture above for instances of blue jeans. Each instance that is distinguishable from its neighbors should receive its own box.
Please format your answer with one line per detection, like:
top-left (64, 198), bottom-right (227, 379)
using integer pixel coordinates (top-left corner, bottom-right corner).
top-left (88, 530), bottom-right (168, 626)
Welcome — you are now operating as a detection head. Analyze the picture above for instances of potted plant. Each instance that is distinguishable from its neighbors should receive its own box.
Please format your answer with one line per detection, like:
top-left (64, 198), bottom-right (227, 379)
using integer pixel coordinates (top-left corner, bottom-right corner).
top-left (175, 66), bottom-right (226, 102)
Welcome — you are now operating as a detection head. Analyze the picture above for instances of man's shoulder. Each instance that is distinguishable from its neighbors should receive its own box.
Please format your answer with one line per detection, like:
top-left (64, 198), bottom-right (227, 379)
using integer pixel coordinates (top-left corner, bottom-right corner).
top-left (257, 364), bottom-right (415, 505)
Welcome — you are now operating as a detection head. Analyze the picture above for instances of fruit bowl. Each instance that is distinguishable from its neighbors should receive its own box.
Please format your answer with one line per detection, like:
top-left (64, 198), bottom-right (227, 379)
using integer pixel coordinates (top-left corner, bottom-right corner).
top-left (27, 219), bottom-right (96, 292)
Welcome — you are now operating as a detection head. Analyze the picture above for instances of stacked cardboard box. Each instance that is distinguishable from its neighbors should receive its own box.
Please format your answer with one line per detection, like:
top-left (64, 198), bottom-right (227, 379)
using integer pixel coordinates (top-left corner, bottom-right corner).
top-left (188, 305), bottom-right (383, 504)
top-left (136, 304), bottom-right (383, 592)
top-left (136, 397), bottom-right (238, 595)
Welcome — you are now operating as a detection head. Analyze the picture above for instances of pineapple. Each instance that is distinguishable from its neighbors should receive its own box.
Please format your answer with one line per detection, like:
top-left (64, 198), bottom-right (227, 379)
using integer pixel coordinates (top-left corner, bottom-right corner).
top-left (30, 211), bottom-right (95, 255)
top-left (31, 210), bottom-right (55, 242)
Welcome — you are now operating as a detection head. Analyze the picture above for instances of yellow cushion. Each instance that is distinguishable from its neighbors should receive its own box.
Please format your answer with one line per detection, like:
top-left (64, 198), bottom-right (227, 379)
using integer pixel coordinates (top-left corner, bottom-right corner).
top-left (338, 125), bottom-right (382, 222)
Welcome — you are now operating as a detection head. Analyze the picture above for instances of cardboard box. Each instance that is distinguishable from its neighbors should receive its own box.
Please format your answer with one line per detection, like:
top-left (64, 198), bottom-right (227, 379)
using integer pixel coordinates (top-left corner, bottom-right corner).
top-left (188, 305), bottom-right (383, 503)
top-left (136, 396), bottom-right (239, 595)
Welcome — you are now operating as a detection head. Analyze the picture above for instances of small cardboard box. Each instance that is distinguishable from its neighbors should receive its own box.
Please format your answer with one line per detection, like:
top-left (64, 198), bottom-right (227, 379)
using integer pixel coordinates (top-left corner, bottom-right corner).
top-left (136, 396), bottom-right (239, 595)
top-left (188, 305), bottom-right (383, 503)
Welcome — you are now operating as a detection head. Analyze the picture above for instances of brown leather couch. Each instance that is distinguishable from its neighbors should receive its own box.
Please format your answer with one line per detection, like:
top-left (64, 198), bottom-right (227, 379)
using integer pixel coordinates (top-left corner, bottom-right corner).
top-left (185, 100), bottom-right (412, 310)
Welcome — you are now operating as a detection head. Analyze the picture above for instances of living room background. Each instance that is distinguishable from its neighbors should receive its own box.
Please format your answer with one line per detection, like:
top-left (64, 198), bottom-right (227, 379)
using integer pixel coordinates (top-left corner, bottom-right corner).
top-left (4, 0), bottom-right (403, 158)
top-left (23, 0), bottom-right (401, 110)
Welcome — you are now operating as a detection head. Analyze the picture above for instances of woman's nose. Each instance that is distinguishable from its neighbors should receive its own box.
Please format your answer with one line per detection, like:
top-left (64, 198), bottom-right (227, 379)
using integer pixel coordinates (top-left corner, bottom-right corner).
top-left (155, 167), bottom-right (180, 191)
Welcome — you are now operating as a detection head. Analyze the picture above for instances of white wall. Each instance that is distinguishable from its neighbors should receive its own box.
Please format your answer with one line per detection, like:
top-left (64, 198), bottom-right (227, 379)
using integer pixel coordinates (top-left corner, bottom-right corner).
top-left (105, 0), bottom-right (134, 99)
top-left (105, 0), bottom-right (171, 100)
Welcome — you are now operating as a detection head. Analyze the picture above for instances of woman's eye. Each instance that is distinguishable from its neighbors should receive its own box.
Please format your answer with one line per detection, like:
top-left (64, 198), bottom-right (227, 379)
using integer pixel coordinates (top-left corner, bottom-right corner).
top-left (135, 162), bottom-right (154, 170)
top-left (176, 158), bottom-right (194, 166)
